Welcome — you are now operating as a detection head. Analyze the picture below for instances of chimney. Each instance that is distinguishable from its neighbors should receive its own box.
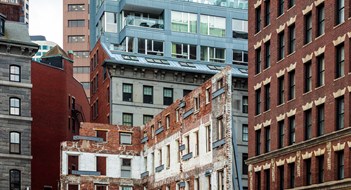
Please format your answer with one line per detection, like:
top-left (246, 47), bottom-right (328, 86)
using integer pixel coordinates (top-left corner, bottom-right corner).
top-left (67, 50), bottom-right (75, 61)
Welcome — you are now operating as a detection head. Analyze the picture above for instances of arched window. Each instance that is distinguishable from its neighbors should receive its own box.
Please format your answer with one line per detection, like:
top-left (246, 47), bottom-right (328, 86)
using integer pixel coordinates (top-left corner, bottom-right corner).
top-left (9, 169), bottom-right (21, 190)
top-left (9, 98), bottom-right (21, 116)
top-left (9, 65), bottom-right (20, 82)
top-left (10, 132), bottom-right (20, 154)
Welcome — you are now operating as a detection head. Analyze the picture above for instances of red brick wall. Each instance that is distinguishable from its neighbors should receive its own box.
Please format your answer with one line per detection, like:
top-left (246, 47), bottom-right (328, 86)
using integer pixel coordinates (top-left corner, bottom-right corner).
top-left (0, 3), bottom-right (21, 22)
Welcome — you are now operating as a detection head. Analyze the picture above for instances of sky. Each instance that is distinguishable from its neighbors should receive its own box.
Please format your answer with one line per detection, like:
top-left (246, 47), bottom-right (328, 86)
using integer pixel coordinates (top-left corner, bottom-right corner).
top-left (29, 0), bottom-right (63, 47)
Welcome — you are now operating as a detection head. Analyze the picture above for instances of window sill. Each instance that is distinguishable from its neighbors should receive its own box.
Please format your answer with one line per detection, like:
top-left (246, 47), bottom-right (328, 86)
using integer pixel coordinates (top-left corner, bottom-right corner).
top-left (286, 51), bottom-right (296, 58)
top-left (303, 90), bottom-right (313, 96)
top-left (254, 113), bottom-right (262, 118)
top-left (315, 85), bottom-right (325, 90)
top-left (286, 98), bottom-right (295, 104)
top-left (254, 30), bottom-right (262, 37)
top-left (263, 66), bottom-right (271, 72)
top-left (276, 13), bottom-right (285, 20)
top-left (334, 75), bottom-right (345, 82)
top-left (276, 103), bottom-right (285, 108)
top-left (302, 41), bottom-right (313, 48)
top-left (287, 5), bottom-right (296, 11)
top-left (263, 109), bottom-right (271, 114)
top-left (315, 33), bottom-right (325, 41)
top-left (263, 24), bottom-right (271, 30)
top-left (254, 72), bottom-right (262, 77)
top-left (333, 22), bottom-right (345, 29)
top-left (276, 57), bottom-right (285, 64)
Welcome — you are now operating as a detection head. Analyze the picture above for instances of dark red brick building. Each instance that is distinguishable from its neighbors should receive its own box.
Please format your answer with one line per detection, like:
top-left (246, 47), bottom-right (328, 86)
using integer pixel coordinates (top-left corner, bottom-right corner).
top-left (31, 46), bottom-right (90, 190)
top-left (247, 0), bottom-right (351, 189)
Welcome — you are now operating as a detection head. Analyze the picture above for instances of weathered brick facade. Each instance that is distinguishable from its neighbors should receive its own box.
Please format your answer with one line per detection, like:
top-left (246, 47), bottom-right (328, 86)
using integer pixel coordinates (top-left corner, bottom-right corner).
top-left (60, 67), bottom-right (248, 189)
top-left (248, 0), bottom-right (351, 189)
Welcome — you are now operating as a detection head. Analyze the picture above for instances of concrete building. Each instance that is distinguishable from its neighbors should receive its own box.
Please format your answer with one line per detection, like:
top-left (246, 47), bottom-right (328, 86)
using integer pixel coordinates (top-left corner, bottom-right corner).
top-left (0, 0), bottom-right (29, 24)
top-left (89, 0), bottom-right (248, 126)
top-left (60, 67), bottom-right (249, 189)
top-left (0, 14), bottom-right (38, 189)
top-left (247, 0), bottom-right (351, 189)
top-left (63, 0), bottom-right (91, 98)
top-left (30, 35), bottom-right (57, 62)
top-left (31, 45), bottom-right (91, 190)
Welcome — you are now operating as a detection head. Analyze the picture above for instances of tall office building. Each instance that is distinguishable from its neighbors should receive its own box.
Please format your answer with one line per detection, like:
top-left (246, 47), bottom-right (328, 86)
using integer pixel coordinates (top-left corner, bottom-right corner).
top-left (63, 0), bottom-right (90, 98)
top-left (247, 0), bottom-right (351, 189)
top-left (88, 0), bottom-right (249, 189)
top-left (30, 35), bottom-right (57, 62)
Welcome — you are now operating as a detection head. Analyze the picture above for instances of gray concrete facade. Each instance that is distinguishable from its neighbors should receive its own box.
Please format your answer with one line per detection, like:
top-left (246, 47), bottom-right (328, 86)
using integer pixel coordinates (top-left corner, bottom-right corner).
top-left (0, 18), bottom-right (38, 190)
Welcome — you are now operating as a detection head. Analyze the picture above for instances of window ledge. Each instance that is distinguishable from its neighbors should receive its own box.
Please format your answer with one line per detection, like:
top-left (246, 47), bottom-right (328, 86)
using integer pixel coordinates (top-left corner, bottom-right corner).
top-left (333, 22), bottom-right (345, 29)
top-left (315, 33), bottom-right (325, 40)
top-left (315, 85), bottom-right (325, 90)
top-left (276, 57), bottom-right (285, 64)
top-left (276, 103), bottom-right (285, 108)
top-left (302, 41), bottom-right (313, 48)
top-left (0, 114), bottom-right (32, 121)
top-left (276, 13), bottom-right (285, 20)
top-left (303, 90), bottom-right (313, 96)
top-left (287, 51), bottom-right (296, 58)
top-left (263, 66), bottom-right (271, 72)
top-left (254, 113), bottom-right (262, 118)
top-left (287, 5), bottom-right (296, 11)
top-left (334, 75), bottom-right (345, 82)
top-left (263, 109), bottom-right (271, 114)
top-left (263, 24), bottom-right (271, 30)
top-left (286, 98), bottom-right (295, 104)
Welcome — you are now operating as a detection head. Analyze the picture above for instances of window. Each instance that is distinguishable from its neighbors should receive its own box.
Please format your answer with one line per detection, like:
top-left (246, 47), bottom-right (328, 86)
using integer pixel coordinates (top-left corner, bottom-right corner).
top-left (121, 186), bottom-right (132, 190)
top-left (278, 32), bottom-right (285, 60)
top-left (95, 184), bottom-right (107, 190)
top-left (288, 0), bottom-right (295, 8)
top-left (278, 121), bottom-right (284, 148)
top-left (92, 100), bottom-right (99, 119)
top-left (10, 132), bottom-right (20, 154)
top-left (68, 184), bottom-right (79, 190)
top-left (194, 96), bottom-right (200, 112)
top-left (195, 178), bottom-right (200, 190)
top-left (255, 171), bottom-right (261, 190)
top-left (207, 175), bottom-right (212, 190)
top-left (264, 126), bottom-right (270, 153)
top-left (10, 169), bottom-right (21, 190)
top-left (255, 6), bottom-right (261, 33)
top-left (183, 89), bottom-right (192, 97)
top-left (336, 151), bottom-right (344, 180)
top-left (218, 170), bottom-right (224, 190)
top-left (121, 159), bottom-right (131, 178)
top-left (73, 51), bottom-right (89, 59)
top-left (318, 156), bottom-right (324, 183)
top-left (166, 115), bottom-right (170, 129)
top-left (305, 159), bottom-right (312, 185)
top-left (242, 153), bottom-right (248, 175)
top-left (171, 43), bottom-right (196, 60)
top-left (288, 24), bottom-right (295, 54)
top-left (9, 65), bottom-right (20, 82)
top-left (206, 125), bottom-right (211, 152)
top-left (68, 155), bottom-right (79, 174)
top-left (200, 15), bottom-right (226, 37)
top-left (68, 4), bottom-right (85, 11)
top-left (68, 20), bottom-right (85, 27)
top-left (264, 84), bottom-right (270, 111)
top-left (143, 86), bottom-right (153, 104)
top-left (163, 88), bottom-right (173, 105)
top-left (336, 97), bottom-right (344, 130)
top-left (336, 0), bottom-right (345, 25)
top-left (151, 152), bottom-right (155, 173)
top-left (242, 124), bottom-right (248, 142)
top-left (217, 117), bottom-right (224, 140)
top-left (288, 71), bottom-right (295, 100)
top-left (255, 47), bottom-right (261, 74)
top-left (304, 109), bottom-right (312, 140)
top-left (158, 148), bottom-right (162, 166)
top-left (289, 163), bottom-right (295, 188)
top-left (304, 61), bottom-right (312, 93)
top-left (143, 115), bottom-right (153, 125)
top-left (138, 39), bottom-right (164, 56)
top-left (255, 89), bottom-right (261, 115)
top-left (122, 113), bottom-right (133, 126)
top-left (278, 0), bottom-right (284, 16)
top-left (9, 98), bottom-right (20, 116)
top-left (304, 13), bottom-right (312, 44)
top-left (233, 50), bottom-right (248, 64)
top-left (96, 156), bottom-right (106, 175)
top-left (166, 144), bottom-right (170, 168)
top-left (316, 55), bottom-right (325, 87)
top-left (264, 42), bottom-right (270, 69)
top-left (317, 105), bottom-right (325, 136)
top-left (68, 35), bottom-right (85, 43)
top-left (171, 11), bottom-right (197, 33)
top-left (185, 135), bottom-right (190, 154)
top-left (122, 83), bottom-right (133, 102)
top-left (288, 116), bottom-right (295, 145)
top-left (278, 166), bottom-right (284, 190)
top-left (73, 67), bottom-right (90, 74)
top-left (278, 76), bottom-right (284, 105)
top-left (256, 129), bottom-right (261, 155)
top-left (336, 44), bottom-right (344, 78)
top-left (317, 4), bottom-right (325, 36)
top-left (242, 96), bottom-right (248, 113)
top-left (0, 18), bottom-right (4, 36)
top-left (206, 88), bottom-right (211, 104)
top-left (151, 125), bottom-right (155, 139)
top-left (265, 169), bottom-right (270, 190)
top-left (264, 0), bottom-right (270, 26)
top-left (217, 78), bottom-right (224, 89)
top-left (194, 131), bottom-right (199, 156)
top-left (96, 130), bottom-right (107, 142)
top-left (120, 132), bottom-right (132, 145)
top-left (200, 46), bottom-right (225, 63)
top-left (232, 19), bottom-right (248, 39)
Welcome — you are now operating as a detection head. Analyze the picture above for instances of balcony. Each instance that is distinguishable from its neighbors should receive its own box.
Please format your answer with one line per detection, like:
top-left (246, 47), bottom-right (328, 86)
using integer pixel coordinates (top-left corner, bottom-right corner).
top-left (182, 152), bottom-right (193, 161)
top-left (123, 16), bottom-right (164, 30)
top-left (73, 135), bottom-right (104, 142)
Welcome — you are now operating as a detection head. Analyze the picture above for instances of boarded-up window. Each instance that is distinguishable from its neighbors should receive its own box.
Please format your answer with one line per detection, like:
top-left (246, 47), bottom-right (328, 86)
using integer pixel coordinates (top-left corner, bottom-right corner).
top-left (96, 156), bottom-right (106, 175)
top-left (68, 155), bottom-right (79, 174)
top-left (96, 130), bottom-right (107, 142)
top-left (120, 132), bottom-right (132, 145)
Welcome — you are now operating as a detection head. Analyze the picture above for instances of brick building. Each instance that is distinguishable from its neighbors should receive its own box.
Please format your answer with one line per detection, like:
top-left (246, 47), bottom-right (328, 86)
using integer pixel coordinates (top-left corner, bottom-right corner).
top-left (31, 45), bottom-right (90, 190)
top-left (247, 0), bottom-right (351, 189)
top-left (0, 15), bottom-right (38, 189)
top-left (0, 0), bottom-right (29, 24)
top-left (60, 67), bottom-right (249, 189)
top-left (63, 0), bottom-right (91, 98)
